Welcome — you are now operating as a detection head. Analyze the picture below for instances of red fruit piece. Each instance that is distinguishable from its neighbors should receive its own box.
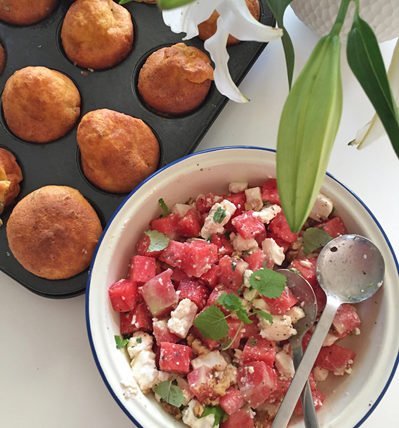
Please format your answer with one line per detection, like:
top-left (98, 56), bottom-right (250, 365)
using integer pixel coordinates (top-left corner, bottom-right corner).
top-left (221, 409), bottom-right (254, 428)
top-left (319, 216), bottom-right (347, 238)
top-left (261, 178), bottom-right (280, 205)
top-left (187, 366), bottom-right (217, 402)
top-left (159, 342), bottom-right (192, 374)
top-left (181, 240), bottom-right (218, 278)
top-left (200, 264), bottom-right (220, 289)
top-left (159, 240), bottom-right (185, 269)
top-left (267, 377), bottom-right (290, 404)
top-left (211, 234), bottom-right (234, 257)
top-left (263, 287), bottom-right (298, 315)
top-left (242, 337), bottom-right (276, 366)
top-left (177, 208), bottom-right (202, 238)
top-left (191, 326), bottom-right (220, 351)
top-left (333, 304), bottom-right (361, 337)
top-left (232, 211), bottom-right (266, 240)
top-left (218, 255), bottom-right (245, 291)
top-left (177, 278), bottom-right (210, 310)
top-left (241, 318), bottom-right (260, 338)
top-left (268, 212), bottom-right (298, 244)
top-left (119, 302), bottom-right (152, 335)
top-left (136, 233), bottom-right (163, 257)
top-left (243, 249), bottom-right (266, 270)
top-left (196, 193), bottom-right (223, 214)
top-left (220, 388), bottom-right (245, 415)
top-left (150, 213), bottom-right (180, 239)
top-left (130, 255), bottom-right (157, 283)
top-left (225, 192), bottom-right (246, 216)
top-left (153, 320), bottom-right (179, 345)
top-left (315, 344), bottom-right (356, 374)
top-left (108, 279), bottom-right (138, 313)
top-left (226, 318), bottom-right (245, 349)
top-left (171, 268), bottom-right (190, 283)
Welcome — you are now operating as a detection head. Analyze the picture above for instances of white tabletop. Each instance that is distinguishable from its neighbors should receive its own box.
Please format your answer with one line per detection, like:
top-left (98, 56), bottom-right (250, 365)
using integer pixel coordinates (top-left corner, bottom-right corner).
top-left (1, 8), bottom-right (398, 428)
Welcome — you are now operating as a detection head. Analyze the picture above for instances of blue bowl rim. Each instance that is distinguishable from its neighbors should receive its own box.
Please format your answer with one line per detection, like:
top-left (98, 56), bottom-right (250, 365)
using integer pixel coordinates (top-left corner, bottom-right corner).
top-left (85, 145), bottom-right (399, 428)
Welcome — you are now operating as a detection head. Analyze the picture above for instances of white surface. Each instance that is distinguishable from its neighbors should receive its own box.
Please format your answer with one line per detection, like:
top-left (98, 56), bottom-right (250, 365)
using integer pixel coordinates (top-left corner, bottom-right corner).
top-left (0, 8), bottom-right (398, 428)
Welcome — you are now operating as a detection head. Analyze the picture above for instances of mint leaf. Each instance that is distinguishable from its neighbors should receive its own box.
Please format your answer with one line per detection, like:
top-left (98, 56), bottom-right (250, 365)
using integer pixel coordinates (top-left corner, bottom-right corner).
top-left (144, 230), bottom-right (170, 252)
top-left (217, 293), bottom-right (251, 324)
top-left (201, 406), bottom-right (226, 426)
top-left (213, 207), bottom-right (226, 224)
top-left (158, 198), bottom-right (170, 217)
top-left (154, 381), bottom-right (184, 408)
top-left (249, 268), bottom-right (286, 298)
top-left (253, 309), bottom-right (273, 324)
top-left (194, 306), bottom-right (229, 340)
top-left (114, 335), bottom-right (129, 349)
top-left (303, 227), bottom-right (332, 254)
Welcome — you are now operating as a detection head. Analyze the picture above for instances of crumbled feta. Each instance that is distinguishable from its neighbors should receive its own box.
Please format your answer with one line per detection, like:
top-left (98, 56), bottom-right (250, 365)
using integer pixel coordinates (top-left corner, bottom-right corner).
top-left (120, 377), bottom-right (138, 399)
top-left (252, 298), bottom-right (270, 311)
top-left (245, 187), bottom-right (263, 211)
top-left (231, 233), bottom-right (258, 252)
top-left (168, 299), bottom-right (198, 338)
top-left (173, 203), bottom-right (192, 217)
top-left (287, 306), bottom-right (305, 324)
top-left (127, 332), bottom-right (153, 359)
top-left (243, 269), bottom-right (253, 288)
top-left (259, 315), bottom-right (297, 341)
top-left (323, 333), bottom-right (340, 347)
top-left (262, 238), bottom-right (285, 266)
top-left (228, 181), bottom-right (248, 193)
top-left (275, 350), bottom-right (295, 378)
top-left (183, 400), bottom-right (215, 428)
top-left (191, 351), bottom-right (228, 371)
top-left (252, 204), bottom-right (281, 224)
top-left (130, 350), bottom-right (159, 393)
top-left (309, 193), bottom-right (334, 221)
top-left (313, 366), bottom-right (329, 382)
top-left (200, 199), bottom-right (236, 239)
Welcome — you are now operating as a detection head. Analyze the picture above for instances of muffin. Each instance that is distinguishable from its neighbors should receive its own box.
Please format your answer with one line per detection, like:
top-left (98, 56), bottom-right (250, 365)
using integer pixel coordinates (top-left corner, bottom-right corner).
top-left (138, 43), bottom-right (214, 116)
top-left (6, 186), bottom-right (102, 280)
top-left (198, 0), bottom-right (261, 45)
top-left (0, 0), bottom-right (57, 26)
top-left (0, 42), bottom-right (6, 74)
top-left (2, 66), bottom-right (81, 143)
top-left (77, 109), bottom-right (159, 193)
top-left (61, 0), bottom-right (134, 70)
top-left (0, 148), bottom-right (23, 212)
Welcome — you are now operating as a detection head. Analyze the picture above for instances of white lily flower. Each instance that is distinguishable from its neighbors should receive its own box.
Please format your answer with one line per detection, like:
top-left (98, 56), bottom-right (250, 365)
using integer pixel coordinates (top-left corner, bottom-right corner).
top-left (162, 0), bottom-right (283, 102)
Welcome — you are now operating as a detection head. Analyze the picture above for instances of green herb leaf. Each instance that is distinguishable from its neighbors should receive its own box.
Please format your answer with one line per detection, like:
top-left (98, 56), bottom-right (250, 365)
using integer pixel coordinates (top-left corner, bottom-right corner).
top-left (217, 293), bottom-right (252, 324)
top-left (213, 207), bottom-right (227, 224)
top-left (154, 381), bottom-right (184, 408)
top-left (144, 230), bottom-right (170, 252)
top-left (249, 268), bottom-right (286, 298)
top-left (118, 0), bottom-right (134, 4)
top-left (114, 335), bottom-right (129, 349)
top-left (347, 11), bottom-right (399, 158)
top-left (194, 306), bottom-right (229, 340)
top-left (303, 227), bottom-right (332, 254)
top-left (253, 309), bottom-right (273, 324)
top-left (158, 198), bottom-right (171, 217)
top-left (265, 0), bottom-right (295, 88)
top-left (157, 0), bottom-right (195, 10)
top-left (201, 406), bottom-right (226, 427)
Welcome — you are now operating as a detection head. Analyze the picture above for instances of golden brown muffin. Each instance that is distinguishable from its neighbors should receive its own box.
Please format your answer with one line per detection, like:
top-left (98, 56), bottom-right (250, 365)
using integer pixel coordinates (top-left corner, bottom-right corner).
top-left (137, 43), bottom-right (214, 116)
top-left (61, 0), bottom-right (134, 70)
top-left (6, 186), bottom-right (102, 280)
top-left (198, 0), bottom-right (261, 45)
top-left (0, 42), bottom-right (6, 74)
top-left (2, 66), bottom-right (81, 143)
top-left (0, 148), bottom-right (23, 211)
top-left (77, 109), bottom-right (159, 193)
top-left (0, 0), bottom-right (57, 26)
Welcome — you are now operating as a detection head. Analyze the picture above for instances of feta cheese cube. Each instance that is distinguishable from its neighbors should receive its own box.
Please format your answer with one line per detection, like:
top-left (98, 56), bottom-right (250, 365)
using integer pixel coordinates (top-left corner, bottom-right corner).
top-left (231, 233), bottom-right (258, 252)
top-left (191, 351), bottom-right (228, 371)
top-left (262, 238), bottom-right (285, 266)
top-left (200, 199), bottom-right (236, 239)
top-left (286, 306), bottom-right (305, 324)
top-left (252, 204), bottom-right (281, 224)
top-left (323, 332), bottom-right (340, 347)
top-left (243, 269), bottom-right (253, 288)
top-left (130, 350), bottom-right (159, 393)
top-left (310, 193), bottom-right (334, 221)
top-left (275, 350), bottom-right (295, 378)
top-left (228, 181), bottom-right (248, 193)
top-left (183, 400), bottom-right (215, 428)
top-left (259, 314), bottom-right (297, 341)
top-left (245, 187), bottom-right (263, 211)
top-left (313, 366), bottom-right (329, 382)
top-left (168, 298), bottom-right (198, 338)
top-left (127, 332), bottom-right (153, 360)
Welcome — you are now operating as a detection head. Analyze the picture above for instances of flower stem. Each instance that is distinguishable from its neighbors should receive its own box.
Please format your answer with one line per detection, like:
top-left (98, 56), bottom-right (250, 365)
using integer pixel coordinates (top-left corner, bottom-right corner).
top-left (331, 0), bottom-right (352, 36)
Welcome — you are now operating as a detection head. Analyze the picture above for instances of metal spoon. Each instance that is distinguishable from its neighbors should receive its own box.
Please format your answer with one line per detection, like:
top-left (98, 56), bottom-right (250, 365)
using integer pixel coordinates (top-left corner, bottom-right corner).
top-left (273, 235), bottom-right (385, 428)
top-left (278, 269), bottom-right (319, 428)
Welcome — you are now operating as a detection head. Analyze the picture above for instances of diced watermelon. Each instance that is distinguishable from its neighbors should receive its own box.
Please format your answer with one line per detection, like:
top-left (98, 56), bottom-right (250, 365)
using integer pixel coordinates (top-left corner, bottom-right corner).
top-left (153, 320), bottom-right (179, 345)
top-left (211, 234), bottom-right (234, 257)
top-left (218, 256), bottom-right (245, 291)
top-left (135, 233), bottom-right (163, 257)
top-left (141, 269), bottom-right (177, 317)
top-left (187, 366), bottom-right (216, 402)
top-left (150, 213), bottom-right (180, 239)
top-left (196, 193), bottom-right (223, 214)
top-left (319, 216), bottom-right (347, 238)
top-left (232, 211), bottom-right (266, 240)
top-left (243, 249), bottom-right (266, 270)
top-left (237, 361), bottom-right (277, 408)
top-left (108, 279), bottom-right (138, 313)
top-left (200, 264), bottom-right (220, 289)
top-left (130, 256), bottom-right (157, 283)
top-left (254, 228), bottom-right (267, 246)
top-left (221, 409), bottom-right (254, 428)
top-left (315, 344), bottom-right (356, 374)
top-left (267, 377), bottom-right (290, 404)
top-left (177, 208), bottom-right (202, 238)
top-left (261, 179), bottom-right (280, 205)
top-left (242, 337), bottom-right (276, 366)
top-left (263, 287), bottom-right (298, 315)
top-left (294, 386), bottom-right (325, 415)
top-left (268, 232), bottom-right (290, 253)
top-left (268, 212), bottom-right (298, 244)
top-left (333, 304), bottom-right (361, 337)
top-left (159, 240), bottom-right (185, 269)
top-left (181, 240), bottom-right (218, 278)
top-left (177, 278), bottom-right (210, 310)
top-left (159, 342), bottom-right (192, 374)
top-left (191, 326), bottom-right (220, 351)
top-left (119, 302), bottom-right (152, 335)
top-left (226, 318), bottom-right (245, 349)
top-left (219, 388), bottom-right (245, 415)
top-left (207, 286), bottom-right (230, 311)
top-left (241, 318), bottom-right (260, 338)
top-left (225, 192), bottom-right (246, 216)
top-left (171, 268), bottom-right (190, 283)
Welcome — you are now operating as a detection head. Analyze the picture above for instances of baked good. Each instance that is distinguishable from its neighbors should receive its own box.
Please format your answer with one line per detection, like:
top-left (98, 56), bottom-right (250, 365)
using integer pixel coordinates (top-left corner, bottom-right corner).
top-left (0, 0), bottom-right (57, 26)
top-left (137, 43), bottom-right (214, 116)
top-left (198, 0), bottom-right (261, 45)
top-left (0, 42), bottom-right (6, 74)
top-left (2, 66), bottom-right (81, 143)
top-left (0, 148), bottom-right (23, 212)
top-left (61, 0), bottom-right (134, 70)
top-left (77, 109), bottom-right (159, 193)
top-left (6, 186), bottom-right (102, 280)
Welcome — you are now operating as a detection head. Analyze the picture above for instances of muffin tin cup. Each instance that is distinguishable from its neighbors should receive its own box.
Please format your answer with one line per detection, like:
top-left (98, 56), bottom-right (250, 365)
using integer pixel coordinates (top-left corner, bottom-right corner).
top-left (0, 0), bottom-right (274, 298)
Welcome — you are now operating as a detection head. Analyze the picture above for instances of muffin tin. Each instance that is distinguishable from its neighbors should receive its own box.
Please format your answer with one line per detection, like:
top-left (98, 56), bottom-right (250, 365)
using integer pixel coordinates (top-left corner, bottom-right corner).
top-left (0, 0), bottom-right (274, 298)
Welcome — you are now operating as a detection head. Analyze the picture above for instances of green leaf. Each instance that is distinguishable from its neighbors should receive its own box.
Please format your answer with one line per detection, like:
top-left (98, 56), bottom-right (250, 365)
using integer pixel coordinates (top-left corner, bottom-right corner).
top-left (213, 207), bottom-right (227, 224)
top-left (114, 335), bottom-right (129, 349)
top-left (217, 293), bottom-right (252, 324)
top-left (201, 406), bottom-right (226, 427)
top-left (153, 381), bottom-right (184, 408)
top-left (118, 0), bottom-right (134, 4)
top-left (158, 198), bottom-right (171, 217)
top-left (144, 230), bottom-right (170, 252)
top-left (193, 306), bottom-right (229, 340)
top-left (157, 0), bottom-right (195, 10)
top-left (347, 12), bottom-right (399, 158)
top-left (253, 309), bottom-right (273, 324)
top-left (265, 0), bottom-right (295, 88)
top-left (249, 268), bottom-right (286, 298)
top-left (303, 227), bottom-right (332, 254)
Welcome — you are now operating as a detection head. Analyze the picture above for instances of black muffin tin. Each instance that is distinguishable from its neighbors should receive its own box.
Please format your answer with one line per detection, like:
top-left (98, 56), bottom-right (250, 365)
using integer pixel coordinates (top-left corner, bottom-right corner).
top-left (0, 0), bottom-right (274, 298)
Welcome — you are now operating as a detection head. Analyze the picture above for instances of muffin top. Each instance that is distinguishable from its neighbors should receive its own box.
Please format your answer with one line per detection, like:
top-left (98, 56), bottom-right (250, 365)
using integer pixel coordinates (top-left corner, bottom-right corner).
top-left (0, 0), bottom-right (58, 26)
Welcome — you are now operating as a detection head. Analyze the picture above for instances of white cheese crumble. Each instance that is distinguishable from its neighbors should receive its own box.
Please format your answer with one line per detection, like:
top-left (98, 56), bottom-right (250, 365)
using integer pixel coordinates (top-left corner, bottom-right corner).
top-left (323, 333), bottom-right (340, 347)
top-left (252, 204), bottom-right (281, 224)
top-left (231, 233), bottom-right (258, 252)
top-left (309, 193), bottom-right (334, 221)
top-left (243, 269), bottom-right (253, 288)
top-left (200, 199), bottom-right (236, 239)
top-left (131, 350), bottom-right (159, 393)
top-left (183, 400), bottom-right (215, 428)
top-left (275, 350), bottom-right (295, 379)
top-left (262, 238), bottom-right (285, 266)
top-left (191, 351), bottom-right (228, 371)
top-left (172, 203), bottom-right (192, 217)
top-left (259, 315), bottom-right (297, 341)
top-left (120, 378), bottom-right (138, 399)
top-left (244, 187), bottom-right (263, 211)
top-left (313, 366), bottom-right (329, 382)
top-left (286, 306), bottom-right (305, 324)
top-left (127, 332), bottom-right (153, 359)
top-left (228, 181), bottom-right (248, 193)
top-left (168, 298), bottom-right (198, 338)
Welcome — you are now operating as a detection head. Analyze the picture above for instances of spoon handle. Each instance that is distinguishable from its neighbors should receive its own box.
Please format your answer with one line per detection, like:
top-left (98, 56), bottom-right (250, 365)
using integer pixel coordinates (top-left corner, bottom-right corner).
top-left (272, 296), bottom-right (341, 428)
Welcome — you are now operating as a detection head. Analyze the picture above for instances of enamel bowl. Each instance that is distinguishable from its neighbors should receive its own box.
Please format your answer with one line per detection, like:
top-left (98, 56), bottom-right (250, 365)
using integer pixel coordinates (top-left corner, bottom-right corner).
top-left (86, 147), bottom-right (399, 428)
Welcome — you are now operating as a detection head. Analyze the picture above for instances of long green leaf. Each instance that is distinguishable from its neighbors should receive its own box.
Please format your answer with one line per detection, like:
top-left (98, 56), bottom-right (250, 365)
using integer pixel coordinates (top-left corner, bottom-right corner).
top-left (157, 0), bottom-right (194, 9)
top-left (266, 0), bottom-right (295, 88)
top-left (347, 13), bottom-right (399, 157)
top-left (276, 34), bottom-right (343, 232)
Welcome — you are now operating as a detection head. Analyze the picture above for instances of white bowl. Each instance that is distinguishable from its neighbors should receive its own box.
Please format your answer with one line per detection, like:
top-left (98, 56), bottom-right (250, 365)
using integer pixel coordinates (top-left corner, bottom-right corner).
top-left (86, 147), bottom-right (399, 428)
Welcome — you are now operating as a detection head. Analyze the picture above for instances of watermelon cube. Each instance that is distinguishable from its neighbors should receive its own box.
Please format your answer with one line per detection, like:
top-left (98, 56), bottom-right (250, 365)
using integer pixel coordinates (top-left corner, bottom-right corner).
top-left (219, 388), bottom-right (245, 415)
top-left (268, 212), bottom-right (298, 244)
top-left (261, 178), bottom-right (280, 205)
top-left (264, 287), bottom-right (298, 315)
top-left (226, 318), bottom-right (245, 349)
top-left (177, 278), bottom-right (210, 310)
top-left (108, 279), bottom-right (138, 313)
top-left (225, 192), bottom-right (246, 216)
top-left (243, 249), bottom-right (267, 271)
top-left (221, 409), bottom-right (254, 428)
top-left (319, 216), bottom-right (347, 238)
top-left (153, 319), bottom-right (179, 345)
top-left (210, 234), bottom-right (234, 257)
top-left (135, 233), bottom-right (163, 257)
top-left (218, 256), bottom-right (245, 291)
top-left (200, 264), bottom-right (220, 289)
top-left (232, 211), bottom-right (266, 239)
top-left (130, 255), bottom-right (156, 283)
top-left (187, 366), bottom-right (216, 402)
top-left (181, 240), bottom-right (218, 278)
top-left (177, 208), bottom-right (202, 238)
top-left (119, 302), bottom-right (152, 335)
top-left (333, 304), bottom-right (361, 337)
top-left (242, 337), bottom-right (276, 366)
top-left (196, 193), bottom-right (223, 214)
top-left (150, 213), bottom-right (180, 239)
top-left (159, 240), bottom-right (185, 269)
top-left (315, 344), bottom-right (356, 374)
top-left (159, 342), bottom-right (192, 374)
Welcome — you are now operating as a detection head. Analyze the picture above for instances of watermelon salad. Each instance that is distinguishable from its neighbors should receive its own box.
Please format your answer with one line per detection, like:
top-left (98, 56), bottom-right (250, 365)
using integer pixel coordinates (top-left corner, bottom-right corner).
top-left (108, 179), bottom-right (361, 428)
